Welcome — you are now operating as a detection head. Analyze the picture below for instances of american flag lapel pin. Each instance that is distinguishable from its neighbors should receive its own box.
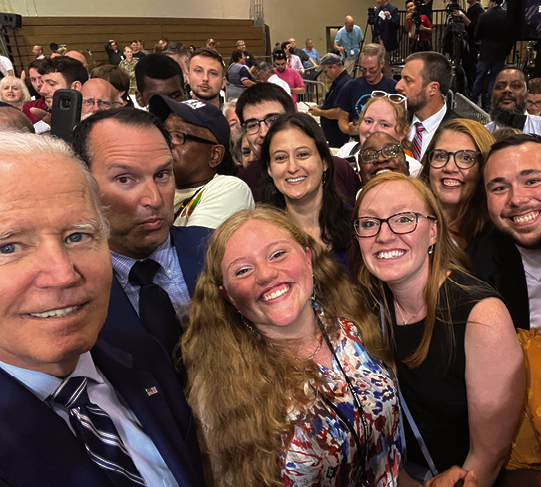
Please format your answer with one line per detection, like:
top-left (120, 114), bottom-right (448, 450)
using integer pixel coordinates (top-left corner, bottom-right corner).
top-left (145, 386), bottom-right (158, 396)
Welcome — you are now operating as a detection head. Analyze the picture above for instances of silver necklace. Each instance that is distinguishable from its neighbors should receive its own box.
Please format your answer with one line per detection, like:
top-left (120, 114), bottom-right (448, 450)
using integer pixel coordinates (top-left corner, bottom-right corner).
top-left (395, 300), bottom-right (423, 326)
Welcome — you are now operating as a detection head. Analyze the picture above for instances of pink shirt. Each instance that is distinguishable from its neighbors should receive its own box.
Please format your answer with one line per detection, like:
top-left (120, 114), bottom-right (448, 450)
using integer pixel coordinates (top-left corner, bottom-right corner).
top-left (275, 67), bottom-right (305, 109)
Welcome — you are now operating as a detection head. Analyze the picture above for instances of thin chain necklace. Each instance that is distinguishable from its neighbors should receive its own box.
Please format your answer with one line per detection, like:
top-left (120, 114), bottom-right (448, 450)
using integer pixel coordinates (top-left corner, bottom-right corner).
top-left (395, 300), bottom-right (424, 326)
top-left (307, 334), bottom-right (323, 360)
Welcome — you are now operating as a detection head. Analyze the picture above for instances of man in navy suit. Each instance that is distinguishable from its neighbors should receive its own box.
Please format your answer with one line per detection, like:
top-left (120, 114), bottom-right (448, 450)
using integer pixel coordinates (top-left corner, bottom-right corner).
top-left (73, 108), bottom-right (212, 356)
top-left (467, 134), bottom-right (541, 331)
top-left (0, 132), bottom-right (204, 486)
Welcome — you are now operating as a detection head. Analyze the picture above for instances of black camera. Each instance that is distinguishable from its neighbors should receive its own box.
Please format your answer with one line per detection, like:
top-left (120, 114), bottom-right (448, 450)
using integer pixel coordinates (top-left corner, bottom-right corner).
top-left (368, 7), bottom-right (376, 25)
top-left (446, 1), bottom-right (461, 17)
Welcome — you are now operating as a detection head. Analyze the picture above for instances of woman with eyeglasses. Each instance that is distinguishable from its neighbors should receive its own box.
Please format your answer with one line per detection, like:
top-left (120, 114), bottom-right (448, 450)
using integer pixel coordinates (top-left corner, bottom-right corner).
top-left (351, 172), bottom-right (524, 487)
top-left (336, 93), bottom-right (421, 180)
top-left (259, 112), bottom-right (353, 266)
top-left (419, 119), bottom-right (494, 248)
top-left (356, 132), bottom-right (410, 187)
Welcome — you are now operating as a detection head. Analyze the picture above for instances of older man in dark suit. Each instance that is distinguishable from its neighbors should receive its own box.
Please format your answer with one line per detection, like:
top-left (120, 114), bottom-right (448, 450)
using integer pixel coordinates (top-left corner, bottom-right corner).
top-left (0, 132), bottom-right (203, 486)
top-left (73, 108), bottom-right (212, 357)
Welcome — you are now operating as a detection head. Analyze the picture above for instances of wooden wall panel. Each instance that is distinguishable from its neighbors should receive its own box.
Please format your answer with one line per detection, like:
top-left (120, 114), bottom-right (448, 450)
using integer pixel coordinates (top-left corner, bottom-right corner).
top-left (6, 16), bottom-right (264, 74)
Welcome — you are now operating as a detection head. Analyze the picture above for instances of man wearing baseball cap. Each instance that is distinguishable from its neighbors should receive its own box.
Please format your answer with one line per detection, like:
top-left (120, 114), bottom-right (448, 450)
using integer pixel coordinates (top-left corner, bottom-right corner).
top-left (308, 53), bottom-right (352, 148)
top-left (149, 95), bottom-right (254, 228)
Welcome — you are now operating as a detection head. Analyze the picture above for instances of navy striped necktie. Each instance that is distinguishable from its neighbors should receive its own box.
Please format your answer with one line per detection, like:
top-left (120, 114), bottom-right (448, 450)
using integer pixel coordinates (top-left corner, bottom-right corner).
top-left (49, 376), bottom-right (146, 486)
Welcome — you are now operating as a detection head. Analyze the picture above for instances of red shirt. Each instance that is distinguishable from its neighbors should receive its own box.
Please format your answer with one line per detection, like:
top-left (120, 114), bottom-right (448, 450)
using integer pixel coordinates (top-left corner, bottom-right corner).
top-left (407, 15), bottom-right (432, 44)
top-left (22, 97), bottom-right (48, 125)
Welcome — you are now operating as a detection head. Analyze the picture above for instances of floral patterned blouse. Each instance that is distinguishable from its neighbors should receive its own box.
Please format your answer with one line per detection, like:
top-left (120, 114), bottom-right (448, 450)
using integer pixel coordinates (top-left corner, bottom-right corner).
top-left (281, 318), bottom-right (404, 487)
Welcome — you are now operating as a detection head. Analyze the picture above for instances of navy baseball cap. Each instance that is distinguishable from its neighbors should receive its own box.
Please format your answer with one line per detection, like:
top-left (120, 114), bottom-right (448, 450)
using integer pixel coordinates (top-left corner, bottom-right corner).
top-left (149, 95), bottom-right (230, 148)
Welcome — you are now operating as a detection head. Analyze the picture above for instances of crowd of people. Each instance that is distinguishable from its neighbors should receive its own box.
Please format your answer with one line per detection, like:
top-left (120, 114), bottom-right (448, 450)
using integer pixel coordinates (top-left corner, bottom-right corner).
top-left (0, 10), bottom-right (540, 487)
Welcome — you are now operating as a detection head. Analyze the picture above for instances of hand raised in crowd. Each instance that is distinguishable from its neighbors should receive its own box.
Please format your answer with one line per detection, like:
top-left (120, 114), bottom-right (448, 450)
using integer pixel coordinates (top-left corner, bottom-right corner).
top-left (29, 107), bottom-right (51, 124)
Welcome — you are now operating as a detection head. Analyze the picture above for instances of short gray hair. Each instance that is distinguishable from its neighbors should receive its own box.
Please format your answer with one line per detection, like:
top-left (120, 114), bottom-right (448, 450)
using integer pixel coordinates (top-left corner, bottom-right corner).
top-left (0, 132), bottom-right (109, 236)
top-left (257, 62), bottom-right (275, 75)
top-left (361, 43), bottom-right (384, 63)
top-left (221, 100), bottom-right (237, 117)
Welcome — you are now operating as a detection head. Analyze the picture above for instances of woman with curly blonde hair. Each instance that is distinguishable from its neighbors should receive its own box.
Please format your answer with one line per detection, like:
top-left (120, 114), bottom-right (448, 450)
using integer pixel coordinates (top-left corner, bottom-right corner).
top-left (181, 206), bottom-right (403, 487)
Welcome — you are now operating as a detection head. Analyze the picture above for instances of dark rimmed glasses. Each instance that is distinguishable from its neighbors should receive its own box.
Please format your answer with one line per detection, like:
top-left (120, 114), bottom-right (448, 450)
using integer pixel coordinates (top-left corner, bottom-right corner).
top-left (371, 91), bottom-right (407, 104)
top-left (169, 131), bottom-right (217, 145)
top-left (427, 149), bottom-right (480, 169)
top-left (82, 99), bottom-right (122, 110)
top-left (527, 99), bottom-right (541, 109)
top-left (242, 113), bottom-right (282, 135)
top-left (359, 143), bottom-right (403, 164)
top-left (354, 211), bottom-right (436, 238)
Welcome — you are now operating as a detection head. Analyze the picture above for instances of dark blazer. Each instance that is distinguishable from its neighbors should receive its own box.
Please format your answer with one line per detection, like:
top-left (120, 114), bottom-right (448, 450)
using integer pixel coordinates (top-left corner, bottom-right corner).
top-left (474, 6), bottom-right (509, 64)
top-left (102, 225), bottom-right (211, 338)
top-left (374, 4), bottom-right (400, 51)
top-left (466, 229), bottom-right (530, 330)
top-left (0, 331), bottom-right (205, 487)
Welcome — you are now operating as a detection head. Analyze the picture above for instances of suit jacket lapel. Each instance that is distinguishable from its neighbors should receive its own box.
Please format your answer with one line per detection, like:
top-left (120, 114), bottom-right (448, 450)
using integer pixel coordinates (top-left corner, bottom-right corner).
top-left (0, 368), bottom-right (113, 487)
top-left (92, 340), bottom-right (201, 487)
top-left (490, 233), bottom-right (530, 329)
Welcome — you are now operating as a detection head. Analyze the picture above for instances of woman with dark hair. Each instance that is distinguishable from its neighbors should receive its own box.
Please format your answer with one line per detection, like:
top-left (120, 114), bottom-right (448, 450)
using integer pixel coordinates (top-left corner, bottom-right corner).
top-left (226, 49), bottom-right (256, 100)
top-left (351, 172), bottom-right (524, 486)
top-left (260, 112), bottom-right (352, 265)
top-left (181, 207), bottom-right (403, 487)
top-left (419, 118), bottom-right (493, 248)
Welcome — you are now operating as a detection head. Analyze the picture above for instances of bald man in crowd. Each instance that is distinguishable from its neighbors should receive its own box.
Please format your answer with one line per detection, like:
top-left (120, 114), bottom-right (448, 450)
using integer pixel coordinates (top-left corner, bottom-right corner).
top-left (80, 78), bottom-right (122, 118)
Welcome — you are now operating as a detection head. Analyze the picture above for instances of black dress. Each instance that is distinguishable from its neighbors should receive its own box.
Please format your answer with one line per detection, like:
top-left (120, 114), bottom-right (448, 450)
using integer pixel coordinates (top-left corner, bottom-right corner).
top-left (387, 271), bottom-right (500, 472)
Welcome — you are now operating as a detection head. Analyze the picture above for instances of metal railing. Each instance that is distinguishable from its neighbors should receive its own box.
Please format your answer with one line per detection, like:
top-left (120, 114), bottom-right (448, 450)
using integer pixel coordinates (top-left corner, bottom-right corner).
top-left (453, 92), bottom-right (491, 124)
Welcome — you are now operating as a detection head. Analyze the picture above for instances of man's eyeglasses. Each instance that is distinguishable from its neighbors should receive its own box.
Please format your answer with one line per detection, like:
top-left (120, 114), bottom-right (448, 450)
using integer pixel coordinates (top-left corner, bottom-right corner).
top-left (82, 99), bottom-right (122, 109)
top-left (527, 99), bottom-right (541, 109)
top-left (427, 149), bottom-right (479, 169)
top-left (242, 113), bottom-right (282, 135)
top-left (169, 131), bottom-right (217, 145)
top-left (371, 91), bottom-right (406, 104)
top-left (354, 211), bottom-right (436, 238)
top-left (360, 66), bottom-right (380, 74)
top-left (360, 143), bottom-right (402, 164)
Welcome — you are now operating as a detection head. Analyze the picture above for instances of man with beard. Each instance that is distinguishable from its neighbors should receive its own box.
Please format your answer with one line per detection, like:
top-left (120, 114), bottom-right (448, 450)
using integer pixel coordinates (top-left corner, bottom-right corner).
top-left (467, 134), bottom-right (541, 331)
top-left (186, 48), bottom-right (225, 109)
top-left (485, 69), bottom-right (541, 135)
top-left (396, 51), bottom-right (459, 161)
top-left (273, 50), bottom-right (305, 109)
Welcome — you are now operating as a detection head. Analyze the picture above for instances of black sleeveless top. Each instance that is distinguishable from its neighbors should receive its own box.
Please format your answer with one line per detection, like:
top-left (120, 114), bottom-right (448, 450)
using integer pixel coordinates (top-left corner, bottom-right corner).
top-left (388, 271), bottom-right (501, 472)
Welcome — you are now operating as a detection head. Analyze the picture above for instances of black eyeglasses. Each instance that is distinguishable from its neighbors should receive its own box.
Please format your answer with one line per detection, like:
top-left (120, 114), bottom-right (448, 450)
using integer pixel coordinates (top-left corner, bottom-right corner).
top-left (427, 149), bottom-right (480, 169)
top-left (242, 113), bottom-right (282, 135)
top-left (359, 144), bottom-right (402, 164)
top-left (527, 99), bottom-right (541, 109)
top-left (82, 99), bottom-right (122, 109)
top-left (354, 211), bottom-right (436, 238)
top-left (169, 131), bottom-right (217, 145)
